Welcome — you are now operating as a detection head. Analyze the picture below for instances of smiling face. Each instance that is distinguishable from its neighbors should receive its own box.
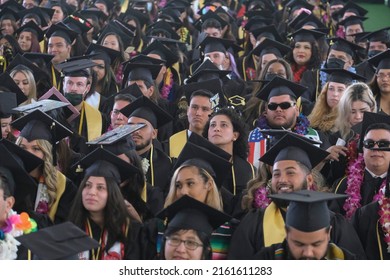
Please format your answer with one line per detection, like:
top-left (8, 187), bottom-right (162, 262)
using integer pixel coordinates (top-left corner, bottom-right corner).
top-left (293, 41), bottom-right (312, 66)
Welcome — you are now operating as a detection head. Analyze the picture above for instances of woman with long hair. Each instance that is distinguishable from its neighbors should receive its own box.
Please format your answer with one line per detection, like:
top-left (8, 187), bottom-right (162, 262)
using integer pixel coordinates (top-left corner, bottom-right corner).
top-left (10, 65), bottom-right (37, 106)
top-left (15, 22), bottom-right (42, 53)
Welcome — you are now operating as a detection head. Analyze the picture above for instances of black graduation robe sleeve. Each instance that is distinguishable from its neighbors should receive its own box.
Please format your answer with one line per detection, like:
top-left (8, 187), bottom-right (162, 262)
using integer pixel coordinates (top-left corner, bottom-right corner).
top-left (125, 220), bottom-right (157, 260)
top-left (54, 178), bottom-right (78, 224)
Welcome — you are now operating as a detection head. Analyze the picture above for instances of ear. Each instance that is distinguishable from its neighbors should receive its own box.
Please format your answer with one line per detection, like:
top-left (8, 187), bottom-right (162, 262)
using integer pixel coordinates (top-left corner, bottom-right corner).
top-left (147, 85), bottom-right (154, 98)
top-left (85, 84), bottom-right (91, 95)
top-left (306, 173), bottom-right (314, 188)
top-left (6, 196), bottom-right (15, 212)
top-left (151, 128), bottom-right (158, 139)
top-left (233, 131), bottom-right (239, 141)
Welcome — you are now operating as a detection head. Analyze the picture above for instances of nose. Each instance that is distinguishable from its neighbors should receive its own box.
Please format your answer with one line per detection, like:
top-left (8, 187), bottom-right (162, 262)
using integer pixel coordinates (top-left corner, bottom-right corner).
top-left (355, 111), bottom-right (363, 120)
top-left (302, 246), bottom-right (315, 259)
top-left (177, 187), bottom-right (189, 197)
top-left (175, 241), bottom-right (187, 252)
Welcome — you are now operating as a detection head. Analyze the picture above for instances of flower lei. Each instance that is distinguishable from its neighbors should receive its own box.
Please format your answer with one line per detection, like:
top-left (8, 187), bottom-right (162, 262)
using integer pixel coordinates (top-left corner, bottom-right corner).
top-left (179, 27), bottom-right (189, 44)
top-left (256, 113), bottom-right (310, 135)
top-left (141, 158), bottom-right (150, 175)
top-left (160, 68), bottom-right (173, 100)
top-left (0, 211), bottom-right (37, 260)
top-left (377, 189), bottom-right (390, 253)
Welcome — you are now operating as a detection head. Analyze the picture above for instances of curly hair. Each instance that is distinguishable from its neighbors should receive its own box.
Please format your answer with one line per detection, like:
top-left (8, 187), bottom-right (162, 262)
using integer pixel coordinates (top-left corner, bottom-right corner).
top-left (286, 39), bottom-right (322, 70)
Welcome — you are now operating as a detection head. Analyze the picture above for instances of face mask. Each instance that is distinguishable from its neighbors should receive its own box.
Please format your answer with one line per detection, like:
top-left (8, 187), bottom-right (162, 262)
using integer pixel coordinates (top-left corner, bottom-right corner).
top-left (367, 50), bottom-right (382, 58)
top-left (65, 93), bottom-right (83, 106)
top-left (326, 57), bottom-right (345, 69)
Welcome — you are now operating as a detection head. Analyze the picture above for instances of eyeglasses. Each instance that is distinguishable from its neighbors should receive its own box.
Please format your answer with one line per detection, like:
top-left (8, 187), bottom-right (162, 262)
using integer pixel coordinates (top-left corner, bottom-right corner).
top-left (165, 237), bottom-right (203, 250)
top-left (267, 102), bottom-right (296, 111)
top-left (376, 73), bottom-right (390, 80)
top-left (363, 140), bottom-right (390, 149)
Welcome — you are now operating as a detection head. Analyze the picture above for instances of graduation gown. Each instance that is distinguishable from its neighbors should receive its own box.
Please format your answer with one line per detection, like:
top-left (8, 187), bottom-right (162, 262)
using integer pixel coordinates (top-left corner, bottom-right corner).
top-left (253, 240), bottom-right (358, 260)
top-left (227, 205), bottom-right (366, 260)
top-left (352, 201), bottom-right (390, 260)
top-left (330, 171), bottom-right (386, 216)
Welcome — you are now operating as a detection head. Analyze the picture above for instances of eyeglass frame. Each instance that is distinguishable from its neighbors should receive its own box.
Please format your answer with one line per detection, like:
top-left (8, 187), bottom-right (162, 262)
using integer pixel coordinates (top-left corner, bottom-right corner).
top-left (362, 139), bottom-right (390, 149)
top-left (267, 101), bottom-right (296, 111)
top-left (376, 72), bottom-right (390, 80)
top-left (164, 236), bottom-right (204, 250)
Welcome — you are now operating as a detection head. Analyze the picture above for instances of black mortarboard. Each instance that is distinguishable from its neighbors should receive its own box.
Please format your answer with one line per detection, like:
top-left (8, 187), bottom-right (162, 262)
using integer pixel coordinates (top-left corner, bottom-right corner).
top-left (18, 7), bottom-right (54, 27)
top-left (285, 0), bottom-right (314, 13)
top-left (0, 7), bottom-right (20, 21)
top-left (260, 129), bottom-right (322, 146)
top-left (7, 54), bottom-right (47, 82)
top-left (243, 16), bottom-right (271, 32)
top-left (122, 54), bottom-right (163, 86)
top-left (330, 0), bottom-right (346, 6)
top-left (15, 221), bottom-right (99, 260)
top-left (185, 58), bottom-right (230, 84)
top-left (260, 133), bottom-right (329, 169)
top-left (121, 7), bottom-right (150, 28)
top-left (95, 21), bottom-right (134, 47)
top-left (336, 1), bottom-right (368, 17)
top-left (146, 20), bottom-right (180, 40)
top-left (93, 0), bottom-right (114, 11)
top-left (367, 49), bottom-right (390, 70)
top-left (0, 73), bottom-right (27, 105)
top-left (359, 112), bottom-right (390, 152)
top-left (194, 10), bottom-right (228, 31)
top-left (338, 15), bottom-right (367, 28)
top-left (289, 28), bottom-right (325, 42)
top-left (79, 8), bottom-right (108, 23)
top-left (63, 13), bottom-right (93, 34)
top-left (187, 132), bottom-right (231, 161)
top-left (361, 27), bottom-right (390, 43)
top-left (85, 43), bottom-right (120, 65)
top-left (86, 123), bottom-right (145, 155)
top-left (23, 52), bottom-right (55, 66)
top-left (0, 92), bottom-right (17, 118)
top-left (47, 0), bottom-right (73, 16)
top-left (288, 11), bottom-right (328, 33)
top-left (0, 0), bottom-right (25, 13)
top-left (38, 87), bottom-right (80, 123)
top-left (158, 8), bottom-right (182, 26)
top-left (142, 39), bottom-right (179, 68)
top-left (55, 56), bottom-right (97, 77)
top-left (328, 37), bottom-right (365, 58)
top-left (183, 78), bottom-right (226, 109)
top-left (118, 83), bottom-right (144, 100)
top-left (256, 76), bottom-right (307, 101)
top-left (250, 37), bottom-right (291, 58)
top-left (0, 139), bottom-right (42, 208)
top-left (15, 20), bottom-right (44, 42)
top-left (45, 22), bottom-right (78, 44)
top-left (172, 142), bottom-right (232, 188)
top-left (120, 96), bottom-right (173, 129)
top-left (157, 195), bottom-right (231, 236)
top-left (251, 24), bottom-right (283, 42)
top-left (147, 36), bottom-right (186, 47)
top-left (269, 190), bottom-right (347, 232)
top-left (198, 36), bottom-right (242, 54)
top-left (321, 68), bottom-right (366, 84)
top-left (73, 147), bottom-right (138, 184)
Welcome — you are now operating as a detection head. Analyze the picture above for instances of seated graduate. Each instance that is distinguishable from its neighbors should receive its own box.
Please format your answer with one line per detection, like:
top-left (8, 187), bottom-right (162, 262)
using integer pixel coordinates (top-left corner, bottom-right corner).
top-left (68, 147), bottom-right (155, 260)
top-left (254, 190), bottom-right (359, 260)
top-left (158, 195), bottom-right (231, 260)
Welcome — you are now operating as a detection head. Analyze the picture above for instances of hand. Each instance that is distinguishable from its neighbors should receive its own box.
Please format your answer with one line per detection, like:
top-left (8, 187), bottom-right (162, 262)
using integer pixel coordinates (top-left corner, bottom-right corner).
top-left (325, 145), bottom-right (348, 162)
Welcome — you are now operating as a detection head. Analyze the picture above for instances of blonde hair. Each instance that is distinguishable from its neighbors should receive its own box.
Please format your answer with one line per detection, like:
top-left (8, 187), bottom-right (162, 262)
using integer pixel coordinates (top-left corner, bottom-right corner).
top-left (164, 164), bottom-right (223, 211)
top-left (334, 82), bottom-right (376, 140)
top-left (10, 68), bottom-right (37, 105)
top-left (16, 137), bottom-right (58, 207)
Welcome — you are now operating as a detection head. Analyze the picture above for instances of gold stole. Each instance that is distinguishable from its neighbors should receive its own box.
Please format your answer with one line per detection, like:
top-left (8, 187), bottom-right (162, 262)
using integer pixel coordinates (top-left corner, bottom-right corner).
top-left (48, 171), bottom-right (66, 222)
top-left (79, 102), bottom-right (102, 141)
top-left (326, 243), bottom-right (345, 260)
top-left (141, 182), bottom-right (147, 202)
top-left (263, 202), bottom-right (286, 247)
top-left (169, 130), bottom-right (188, 158)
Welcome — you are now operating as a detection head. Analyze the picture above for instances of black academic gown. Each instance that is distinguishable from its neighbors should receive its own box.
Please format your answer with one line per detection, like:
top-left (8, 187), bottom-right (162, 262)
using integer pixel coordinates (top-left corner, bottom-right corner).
top-left (253, 240), bottom-right (359, 260)
top-left (355, 60), bottom-right (376, 82)
top-left (227, 206), bottom-right (366, 260)
top-left (330, 171), bottom-right (386, 216)
top-left (352, 201), bottom-right (390, 260)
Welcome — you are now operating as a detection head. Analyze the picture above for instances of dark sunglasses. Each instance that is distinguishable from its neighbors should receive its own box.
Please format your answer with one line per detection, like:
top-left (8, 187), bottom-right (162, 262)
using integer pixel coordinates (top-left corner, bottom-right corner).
top-left (363, 140), bottom-right (390, 149)
top-left (267, 102), bottom-right (296, 111)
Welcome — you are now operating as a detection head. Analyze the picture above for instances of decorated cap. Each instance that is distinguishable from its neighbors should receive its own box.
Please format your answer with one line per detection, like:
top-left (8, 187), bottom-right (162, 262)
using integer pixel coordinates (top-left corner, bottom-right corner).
top-left (260, 129), bottom-right (322, 147)
top-left (15, 20), bottom-right (44, 42)
top-left (121, 96), bottom-right (173, 129)
top-left (63, 13), bottom-right (93, 34)
top-left (269, 190), bottom-right (347, 232)
top-left (12, 99), bottom-right (69, 115)
top-left (367, 49), bottom-right (390, 70)
top-left (260, 133), bottom-right (329, 169)
top-left (328, 37), bottom-right (365, 58)
top-left (0, 92), bottom-right (17, 118)
top-left (0, 73), bottom-right (27, 105)
top-left (183, 78), bottom-right (226, 109)
top-left (251, 25), bottom-right (283, 42)
top-left (16, 221), bottom-right (99, 259)
top-left (85, 43), bottom-right (120, 65)
top-left (289, 28), bottom-right (326, 42)
top-left (157, 195), bottom-right (231, 236)
top-left (250, 37), bottom-right (291, 58)
top-left (321, 68), bottom-right (366, 84)
top-left (141, 39), bottom-right (179, 68)
top-left (256, 76), bottom-right (307, 101)
top-left (45, 22), bottom-right (78, 43)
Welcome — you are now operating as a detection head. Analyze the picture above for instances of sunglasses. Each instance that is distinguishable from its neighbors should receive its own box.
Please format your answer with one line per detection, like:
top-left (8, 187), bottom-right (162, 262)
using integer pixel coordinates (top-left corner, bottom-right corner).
top-left (362, 140), bottom-right (390, 149)
top-left (267, 102), bottom-right (296, 111)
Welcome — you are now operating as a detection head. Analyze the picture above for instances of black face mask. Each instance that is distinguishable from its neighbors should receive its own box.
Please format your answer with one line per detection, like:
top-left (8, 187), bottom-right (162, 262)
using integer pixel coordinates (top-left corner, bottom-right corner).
top-left (65, 93), bottom-right (83, 106)
top-left (326, 57), bottom-right (345, 69)
top-left (367, 50), bottom-right (382, 58)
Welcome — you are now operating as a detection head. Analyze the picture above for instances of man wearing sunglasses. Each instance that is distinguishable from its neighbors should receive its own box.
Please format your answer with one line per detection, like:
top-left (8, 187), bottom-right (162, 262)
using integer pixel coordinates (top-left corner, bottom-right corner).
top-left (330, 112), bottom-right (390, 218)
top-left (247, 76), bottom-right (328, 169)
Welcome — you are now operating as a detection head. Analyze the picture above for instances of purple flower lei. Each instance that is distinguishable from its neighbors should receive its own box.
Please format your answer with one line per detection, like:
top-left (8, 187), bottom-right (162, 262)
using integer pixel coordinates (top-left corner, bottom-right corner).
top-left (256, 113), bottom-right (310, 135)
top-left (253, 185), bottom-right (271, 209)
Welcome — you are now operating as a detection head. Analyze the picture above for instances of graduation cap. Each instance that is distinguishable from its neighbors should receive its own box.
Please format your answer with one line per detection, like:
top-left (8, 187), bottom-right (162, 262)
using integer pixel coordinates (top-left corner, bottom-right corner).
top-left (358, 112), bottom-right (390, 152)
top-left (118, 83), bottom-right (144, 100)
top-left (15, 20), bottom-right (44, 42)
top-left (367, 49), bottom-right (390, 70)
top-left (285, 0), bottom-right (314, 13)
top-left (0, 138), bottom-right (43, 206)
top-left (142, 39), bottom-right (179, 68)
top-left (250, 37), bottom-right (291, 58)
top-left (251, 25), bottom-right (283, 42)
top-left (72, 147), bottom-right (139, 184)
top-left (289, 28), bottom-right (326, 42)
top-left (157, 195), bottom-right (231, 236)
top-left (198, 36), bottom-right (242, 54)
top-left (47, 0), bottom-right (74, 16)
top-left (96, 21), bottom-right (134, 47)
top-left (55, 56), bottom-right (97, 78)
top-left (0, 7), bottom-right (20, 21)
top-left (243, 16), bottom-right (271, 32)
top-left (158, 8), bottom-right (183, 26)
top-left (93, 0), bottom-right (114, 11)
top-left (182, 78), bottom-right (227, 109)
top-left (45, 22), bottom-right (78, 44)
top-left (7, 54), bottom-right (47, 82)
top-left (12, 99), bottom-right (69, 115)
top-left (260, 133), bottom-right (329, 169)
top-left (15, 221), bottom-right (99, 260)
top-left (0, 72), bottom-right (27, 105)
top-left (335, 1), bottom-right (368, 17)
top-left (185, 58), bottom-right (230, 84)
top-left (361, 27), bottom-right (390, 43)
top-left (338, 15), bottom-right (367, 28)
top-left (120, 7), bottom-right (150, 28)
top-left (18, 7), bottom-right (54, 27)
top-left (288, 11), bottom-right (328, 33)
top-left (172, 142), bottom-right (232, 188)
top-left (256, 76), bottom-right (307, 102)
top-left (146, 20), bottom-right (181, 40)
top-left (38, 87), bottom-right (80, 123)
top-left (260, 129), bottom-right (322, 147)
top-left (0, 92), bottom-right (17, 118)
top-left (194, 10), bottom-right (228, 31)
top-left (79, 8), bottom-right (108, 23)
top-left (321, 68), bottom-right (366, 84)
top-left (120, 96), bottom-right (173, 129)
top-left (86, 123), bottom-right (145, 155)
top-left (85, 43), bottom-right (120, 65)
top-left (268, 190), bottom-right (347, 232)
top-left (187, 132), bottom-right (231, 161)
top-left (147, 36), bottom-right (187, 48)
top-left (122, 54), bottom-right (163, 86)
top-left (328, 37), bottom-right (365, 58)
top-left (63, 13), bottom-right (93, 34)
top-left (197, 4), bottom-right (217, 15)
top-left (23, 52), bottom-right (55, 66)
top-left (0, 0), bottom-right (25, 13)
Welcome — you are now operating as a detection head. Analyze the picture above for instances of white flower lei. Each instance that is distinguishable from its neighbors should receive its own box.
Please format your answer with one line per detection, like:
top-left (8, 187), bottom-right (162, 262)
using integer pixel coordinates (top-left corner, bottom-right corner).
top-left (141, 158), bottom-right (150, 174)
top-left (0, 210), bottom-right (22, 260)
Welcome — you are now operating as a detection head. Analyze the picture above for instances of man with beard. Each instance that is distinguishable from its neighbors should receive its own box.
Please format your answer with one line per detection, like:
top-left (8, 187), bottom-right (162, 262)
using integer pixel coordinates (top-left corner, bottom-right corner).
top-left (121, 96), bottom-right (173, 196)
top-left (227, 133), bottom-right (365, 259)
top-left (254, 190), bottom-right (358, 260)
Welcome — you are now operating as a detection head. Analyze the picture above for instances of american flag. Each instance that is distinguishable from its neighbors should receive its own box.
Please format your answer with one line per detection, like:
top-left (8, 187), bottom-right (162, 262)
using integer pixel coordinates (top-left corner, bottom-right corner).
top-left (248, 128), bottom-right (267, 169)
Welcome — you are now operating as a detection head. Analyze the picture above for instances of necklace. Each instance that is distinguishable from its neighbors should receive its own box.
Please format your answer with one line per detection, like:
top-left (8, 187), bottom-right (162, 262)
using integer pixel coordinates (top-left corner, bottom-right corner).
top-left (378, 192), bottom-right (390, 253)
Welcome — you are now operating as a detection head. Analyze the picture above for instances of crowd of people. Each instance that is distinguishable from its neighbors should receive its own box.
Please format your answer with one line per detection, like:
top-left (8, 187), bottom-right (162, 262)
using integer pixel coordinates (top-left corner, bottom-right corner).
top-left (0, 0), bottom-right (389, 260)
